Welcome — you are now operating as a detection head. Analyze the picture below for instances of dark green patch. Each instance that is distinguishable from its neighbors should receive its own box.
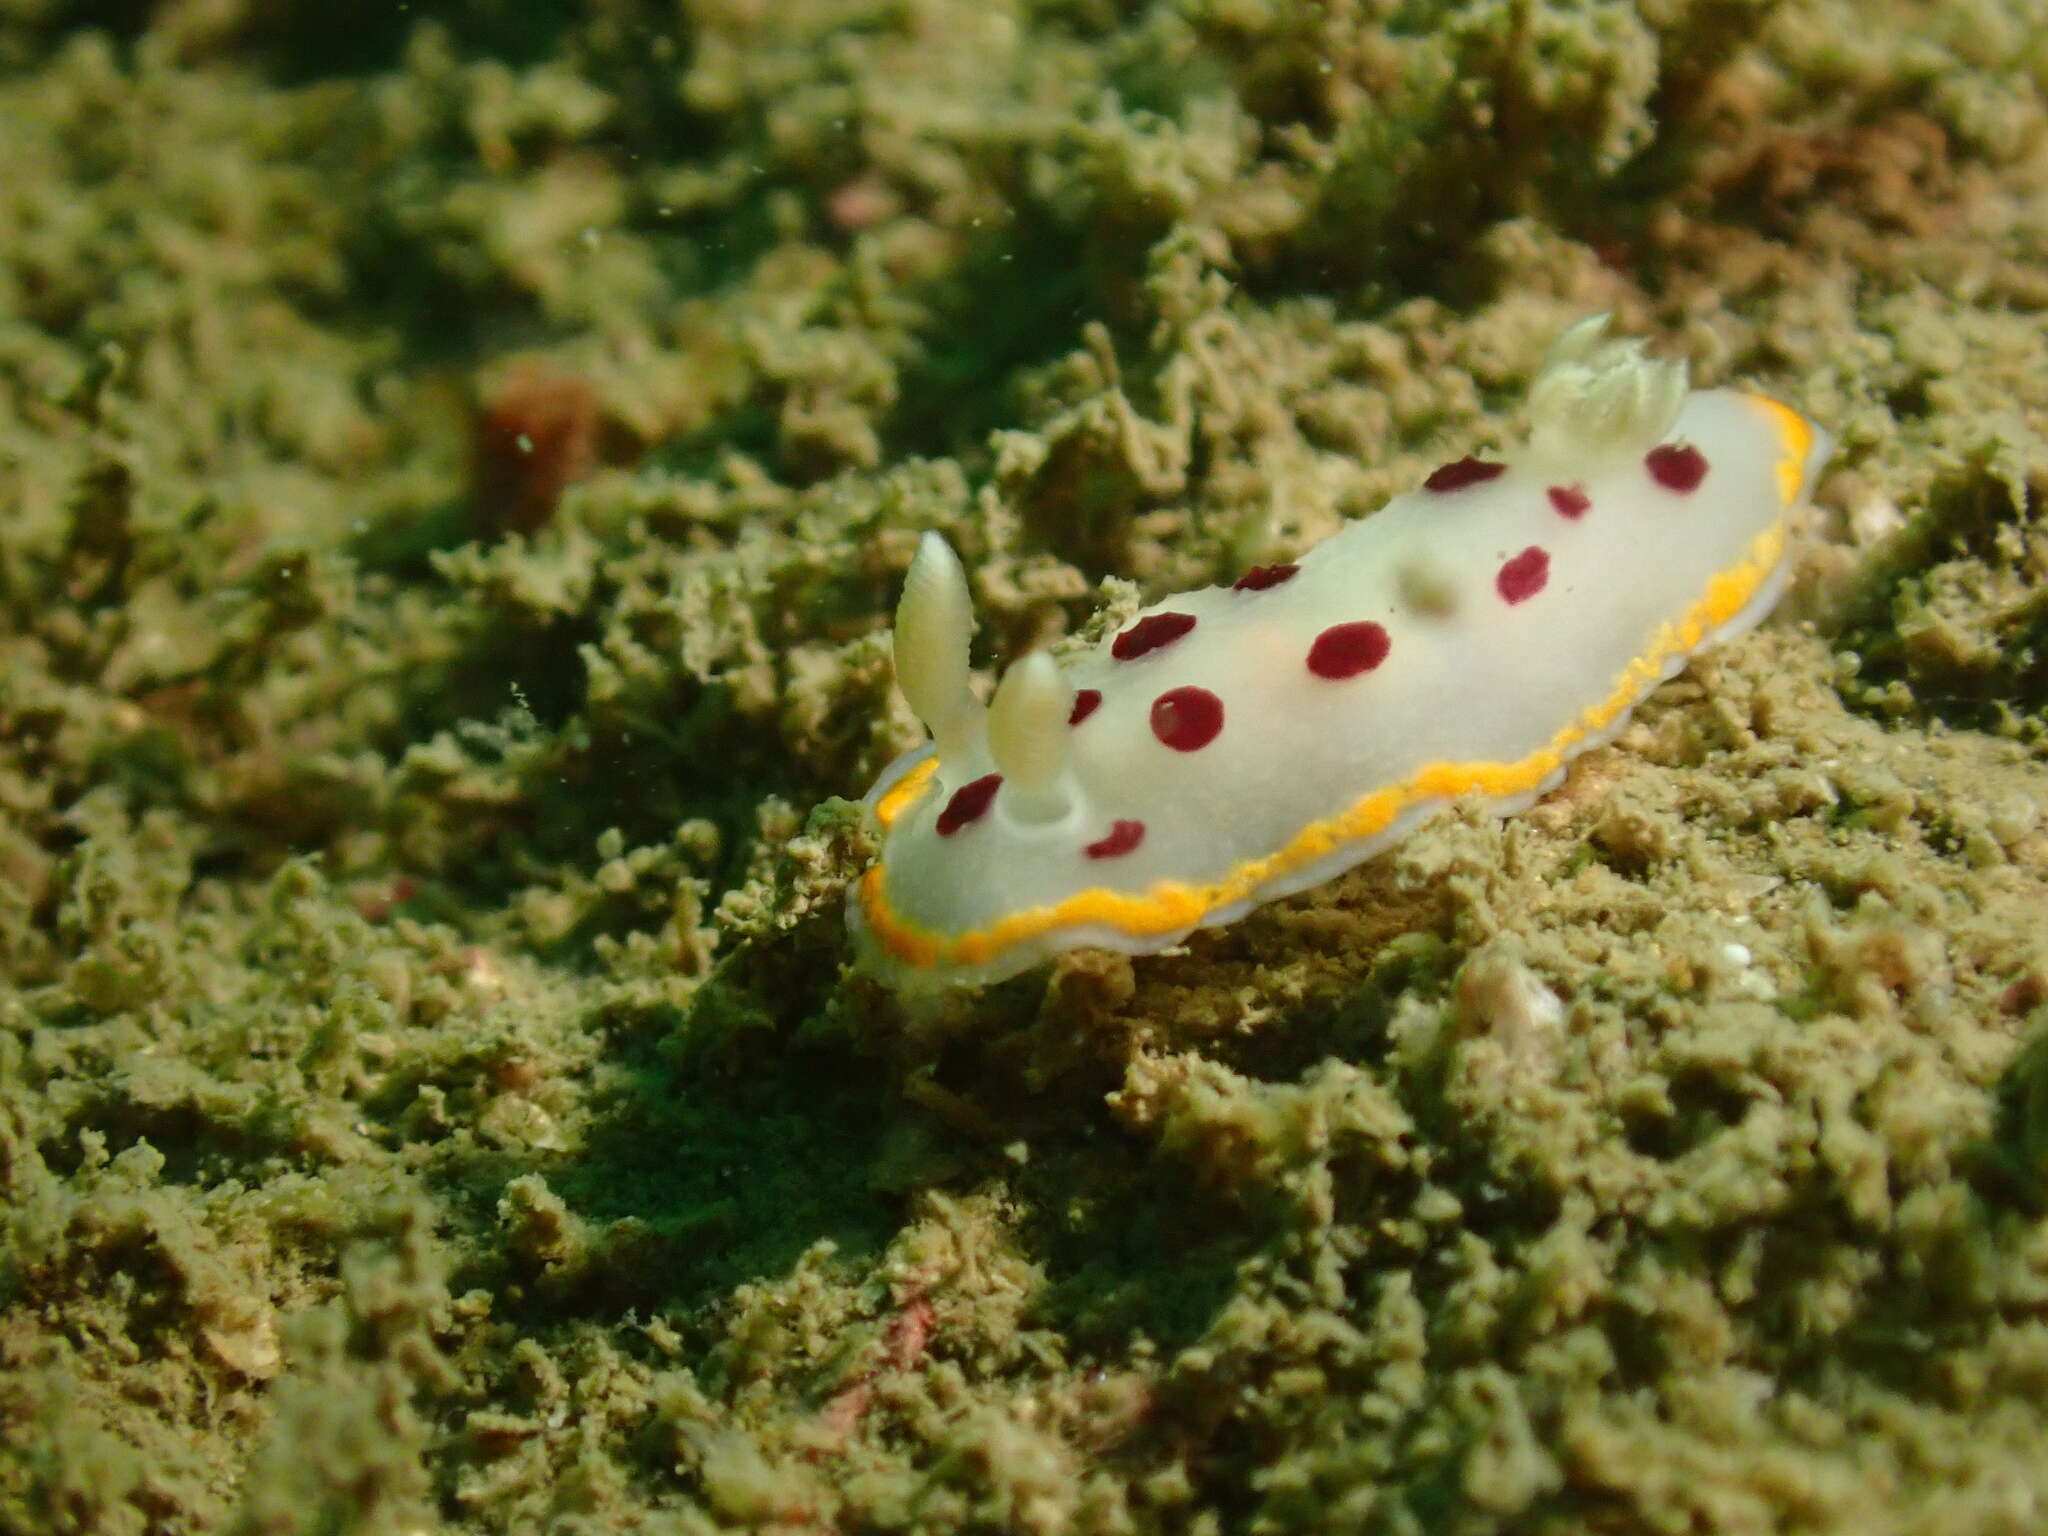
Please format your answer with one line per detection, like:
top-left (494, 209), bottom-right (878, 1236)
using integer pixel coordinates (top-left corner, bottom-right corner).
top-left (535, 1012), bottom-right (895, 1316)
top-left (1834, 463), bottom-right (2048, 732)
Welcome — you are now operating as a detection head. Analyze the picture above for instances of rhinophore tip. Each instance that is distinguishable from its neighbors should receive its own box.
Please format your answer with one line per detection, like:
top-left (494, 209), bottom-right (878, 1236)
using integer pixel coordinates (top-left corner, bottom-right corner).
top-left (987, 651), bottom-right (1075, 822)
top-left (894, 533), bottom-right (985, 768)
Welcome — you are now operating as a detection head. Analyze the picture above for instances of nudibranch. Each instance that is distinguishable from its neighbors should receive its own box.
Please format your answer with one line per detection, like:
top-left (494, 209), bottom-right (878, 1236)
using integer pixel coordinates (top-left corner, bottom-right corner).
top-left (849, 317), bottom-right (1832, 990)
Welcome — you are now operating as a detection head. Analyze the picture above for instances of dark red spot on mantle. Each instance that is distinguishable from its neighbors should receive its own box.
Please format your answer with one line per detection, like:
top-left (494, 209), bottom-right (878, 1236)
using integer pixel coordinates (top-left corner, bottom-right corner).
top-left (1547, 484), bottom-right (1590, 519)
top-left (1646, 442), bottom-right (1708, 492)
top-left (1084, 819), bottom-right (1146, 860)
top-left (1068, 688), bottom-right (1102, 726)
top-left (1306, 621), bottom-right (1391, 680)
top-left (1424, 456), bottom-right (1508, 493)
top-left (1112, 611), bottom-right (1197, 660)
top-left (936, 773), bottom-right (1001, 836)
top-left (1496, 547), bottom-right (1550, 605)
top-left (1232, 562), bottom-right (1299, 592)
top-left (1150, 687), bottom-right (1224, 752)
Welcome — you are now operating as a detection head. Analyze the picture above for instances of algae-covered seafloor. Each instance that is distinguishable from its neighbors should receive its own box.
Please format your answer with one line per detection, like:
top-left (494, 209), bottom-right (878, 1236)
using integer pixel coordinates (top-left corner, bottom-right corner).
top-left (3, 2), bottom-right (2048, 1532)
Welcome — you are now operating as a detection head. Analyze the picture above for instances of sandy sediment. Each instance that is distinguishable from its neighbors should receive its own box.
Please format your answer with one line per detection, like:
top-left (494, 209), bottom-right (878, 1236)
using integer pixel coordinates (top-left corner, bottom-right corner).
top-left (3, 2), bottom-right (2048, 1532)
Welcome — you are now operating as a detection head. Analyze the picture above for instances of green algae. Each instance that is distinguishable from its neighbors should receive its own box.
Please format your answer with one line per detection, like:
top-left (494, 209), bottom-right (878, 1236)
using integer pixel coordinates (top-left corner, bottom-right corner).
top-left (4, 2), bottom-right (2048, 1533)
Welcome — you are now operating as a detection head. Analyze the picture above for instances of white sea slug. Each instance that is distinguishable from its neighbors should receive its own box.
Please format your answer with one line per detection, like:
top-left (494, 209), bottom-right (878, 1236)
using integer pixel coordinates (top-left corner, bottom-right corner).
top-left (849, 318), bottom-right (1832, 990)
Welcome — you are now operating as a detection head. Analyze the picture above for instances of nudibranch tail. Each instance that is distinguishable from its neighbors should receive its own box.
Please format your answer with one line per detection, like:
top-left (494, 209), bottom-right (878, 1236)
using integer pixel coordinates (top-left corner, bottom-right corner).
top-left (1527, 312), bottom-right (1689, 461)
top-left (893, 531), bottom-right (984, 772)
top-left (988, 651), bottom-right (1076, 822)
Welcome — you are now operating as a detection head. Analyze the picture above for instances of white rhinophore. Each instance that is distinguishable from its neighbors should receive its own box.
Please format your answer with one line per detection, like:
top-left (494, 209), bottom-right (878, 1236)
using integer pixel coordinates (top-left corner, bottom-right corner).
top-left (1527, 313), bottom-right (1688, 461)
top-left (987, 651), bottom-right (1075, 822)
top-left (894, 532), bottom-right (985, 771)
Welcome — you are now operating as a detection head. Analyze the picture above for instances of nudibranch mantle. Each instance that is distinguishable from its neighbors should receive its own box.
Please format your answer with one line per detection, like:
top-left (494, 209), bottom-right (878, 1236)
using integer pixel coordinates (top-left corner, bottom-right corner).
top-left (849, 317), bottom-right (1832, 991)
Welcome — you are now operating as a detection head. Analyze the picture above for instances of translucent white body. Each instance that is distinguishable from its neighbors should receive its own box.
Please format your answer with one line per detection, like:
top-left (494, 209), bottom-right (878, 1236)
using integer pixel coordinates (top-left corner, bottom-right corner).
top-left (852, 330), bottom-right (1831, 991)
